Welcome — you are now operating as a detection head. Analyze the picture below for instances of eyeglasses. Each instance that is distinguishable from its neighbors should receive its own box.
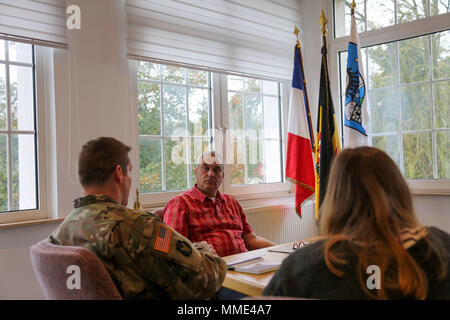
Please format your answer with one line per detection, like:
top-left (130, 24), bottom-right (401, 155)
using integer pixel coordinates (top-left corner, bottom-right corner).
top-left (292, 241), bottom-right (309, 249)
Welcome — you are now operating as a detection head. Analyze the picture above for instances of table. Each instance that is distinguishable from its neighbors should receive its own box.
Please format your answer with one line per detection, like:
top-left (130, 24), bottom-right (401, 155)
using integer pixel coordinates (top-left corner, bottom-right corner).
top-left (222, 238), bottom-right (322, 296)
top-left (221, 243), bottom-right (293, 296)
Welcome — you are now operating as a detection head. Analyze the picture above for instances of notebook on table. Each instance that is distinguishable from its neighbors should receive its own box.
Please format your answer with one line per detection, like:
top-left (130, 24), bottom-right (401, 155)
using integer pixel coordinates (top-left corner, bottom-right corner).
top-left (227, 257), bottom-right (281, 275)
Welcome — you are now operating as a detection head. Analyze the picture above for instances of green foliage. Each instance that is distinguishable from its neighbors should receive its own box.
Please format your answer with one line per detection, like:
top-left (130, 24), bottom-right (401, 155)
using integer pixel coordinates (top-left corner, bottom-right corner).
top-left (399, 36), bottom-right (430, 84)
top-left (138, 81), bottom-right (160, 136)
top-left (434, 81), bottom-right (450, 129)
top-left (163, 85), bottom-right (186, 136)
top-left (369, 43), bottom-right (397, 88)
top-left (139, 138), bottom-right (162, 192)
top-left (400, 84), bottom-right (431, 131)
top-left (436, 131), bottom-right (450, 178)
top-left (403, 132), bottom-right (433, 179)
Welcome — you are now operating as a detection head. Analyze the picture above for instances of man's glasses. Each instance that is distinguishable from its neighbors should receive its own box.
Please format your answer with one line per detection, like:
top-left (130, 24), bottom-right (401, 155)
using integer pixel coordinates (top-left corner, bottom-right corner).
top-left (292, 241), bottom-right (309, 249)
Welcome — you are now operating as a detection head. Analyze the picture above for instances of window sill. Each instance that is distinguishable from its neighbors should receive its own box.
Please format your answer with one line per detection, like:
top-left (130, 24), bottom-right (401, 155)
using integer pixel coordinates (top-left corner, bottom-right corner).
top-left (0, 218), bottom-right (64, 230)
top-left (408, 180), bottom-right (450, 196)
top-left (142, 190), bottom-right (294, 212)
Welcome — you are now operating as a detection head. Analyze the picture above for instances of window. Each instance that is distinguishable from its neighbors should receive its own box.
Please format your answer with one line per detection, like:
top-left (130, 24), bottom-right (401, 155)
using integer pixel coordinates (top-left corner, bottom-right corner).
top-left (135, 61), bottom-right (288, 204)
top-left (226, 75), bottom-right (283, 186)
top-left (0, 40), bottom-right (39, 215)
top-left (332, 0), bottom-right (449, 190)
top-left (137, 62), bottom-right (212, 194)
top-left (338, 30), bottom-right (449, 179)
top-left (334, 0), bottom-right (449, 37)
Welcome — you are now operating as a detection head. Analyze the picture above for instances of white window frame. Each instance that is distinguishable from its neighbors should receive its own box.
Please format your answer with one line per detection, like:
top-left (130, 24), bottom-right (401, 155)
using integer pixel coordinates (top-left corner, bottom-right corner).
top-left (217, 73), bottom-right (291, 200)
top-left (130, 60), bottom-right (292, 208)
top-left (328, 1), bottom-right (450, 195)
top-left (0, 42), bottom-right (49, 224)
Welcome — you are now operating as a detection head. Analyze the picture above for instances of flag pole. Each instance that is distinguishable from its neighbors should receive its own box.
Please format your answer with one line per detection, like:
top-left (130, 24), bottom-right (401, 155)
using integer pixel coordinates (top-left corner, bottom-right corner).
top-left (319, 10), bottom-right (331, 137)
top-left (315, 10), bottom-right (329, 223)
top-left (351, 0), bottom-right (356, 16)
top-left (293, 26), bottom-right (315, 153)
top-left (319, 10), bottom-right (329, 75)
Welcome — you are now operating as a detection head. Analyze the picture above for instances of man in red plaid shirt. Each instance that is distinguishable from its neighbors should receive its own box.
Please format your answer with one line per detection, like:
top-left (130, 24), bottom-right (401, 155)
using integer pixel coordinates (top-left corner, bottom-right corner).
top-left (163, 151), bottom-right (274, 258)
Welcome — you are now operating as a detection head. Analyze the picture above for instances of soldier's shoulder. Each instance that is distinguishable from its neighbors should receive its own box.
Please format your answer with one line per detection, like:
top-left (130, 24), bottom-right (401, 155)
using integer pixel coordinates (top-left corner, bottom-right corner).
top-left (77, 201), bottom-right (127, 214)
top-left (118, 208), bottom-right (164, 233)
top-left (125, 208), bottom-right (162, 222)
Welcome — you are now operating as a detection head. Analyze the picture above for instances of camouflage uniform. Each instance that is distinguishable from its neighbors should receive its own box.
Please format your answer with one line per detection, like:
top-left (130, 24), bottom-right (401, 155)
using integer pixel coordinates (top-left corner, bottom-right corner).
top-left (49, 195), bottom-right (227, 299)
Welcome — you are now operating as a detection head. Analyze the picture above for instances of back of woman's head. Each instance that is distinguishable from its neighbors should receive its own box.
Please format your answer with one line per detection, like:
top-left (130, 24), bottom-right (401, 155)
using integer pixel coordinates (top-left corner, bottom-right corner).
top-left (320, 146), bottom-right (416, 238)
top-left (319, 146), bottom-right (446, 299)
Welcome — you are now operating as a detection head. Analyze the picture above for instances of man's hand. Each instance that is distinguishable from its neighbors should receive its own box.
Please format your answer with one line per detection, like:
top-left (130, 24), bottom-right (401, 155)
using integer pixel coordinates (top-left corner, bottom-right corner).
top-left (243, 232), bottom-right (275, 251)
top-left (193, 241), bottom-right (218, 255)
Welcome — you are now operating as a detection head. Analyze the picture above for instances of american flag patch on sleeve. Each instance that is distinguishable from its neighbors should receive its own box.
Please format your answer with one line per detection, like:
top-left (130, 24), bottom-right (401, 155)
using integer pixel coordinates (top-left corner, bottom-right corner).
top-left (154, 225), bottom-right (173, 253)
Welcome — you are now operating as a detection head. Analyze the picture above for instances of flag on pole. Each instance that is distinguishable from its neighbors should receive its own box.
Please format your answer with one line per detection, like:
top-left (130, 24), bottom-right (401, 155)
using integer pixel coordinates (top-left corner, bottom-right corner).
top-left (285, 46), bottom-right (315, 217)
top-left (344, 8), bottom-right (370, 148)
top-left (315, 43), bottom-right (341, 221)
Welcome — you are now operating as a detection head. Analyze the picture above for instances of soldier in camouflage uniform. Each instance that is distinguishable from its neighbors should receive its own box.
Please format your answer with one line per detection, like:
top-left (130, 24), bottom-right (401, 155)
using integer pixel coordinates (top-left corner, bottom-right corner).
top-left (48, 137), bottom-right (227, 299)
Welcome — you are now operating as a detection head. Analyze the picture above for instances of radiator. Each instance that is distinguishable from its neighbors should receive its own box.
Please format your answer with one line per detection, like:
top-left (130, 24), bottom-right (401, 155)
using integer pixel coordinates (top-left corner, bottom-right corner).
top-left (244, 199), bottom-right (318, 244)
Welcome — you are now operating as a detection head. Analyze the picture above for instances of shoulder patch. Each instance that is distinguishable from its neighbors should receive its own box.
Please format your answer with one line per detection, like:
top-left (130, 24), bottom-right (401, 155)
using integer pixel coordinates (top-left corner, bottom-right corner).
top-left (153, 225), bottom-right (173, 253)
top-left (176, 240), bottom-right (193, 257)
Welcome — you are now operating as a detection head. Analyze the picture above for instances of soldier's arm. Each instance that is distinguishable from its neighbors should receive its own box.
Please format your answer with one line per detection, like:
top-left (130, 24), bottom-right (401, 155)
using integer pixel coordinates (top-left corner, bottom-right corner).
top-left (130, 215), bottom-right (227, 299)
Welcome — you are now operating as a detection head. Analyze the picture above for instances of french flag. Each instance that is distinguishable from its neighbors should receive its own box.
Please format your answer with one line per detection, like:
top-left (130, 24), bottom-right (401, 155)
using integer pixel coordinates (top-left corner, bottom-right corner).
top-left (285, 47), bottom-right (315, 216)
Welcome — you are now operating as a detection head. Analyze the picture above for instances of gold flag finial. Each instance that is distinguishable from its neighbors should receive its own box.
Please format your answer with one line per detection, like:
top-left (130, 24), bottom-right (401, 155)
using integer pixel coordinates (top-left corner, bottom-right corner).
top-left (134, 188), bottom-right (143, 211)
top-left (319, 9), bottom-right (328, 37)
top-left (293, 25), bottom-right (300, 48)
top-left (350, 0), bottom-right (356, 14)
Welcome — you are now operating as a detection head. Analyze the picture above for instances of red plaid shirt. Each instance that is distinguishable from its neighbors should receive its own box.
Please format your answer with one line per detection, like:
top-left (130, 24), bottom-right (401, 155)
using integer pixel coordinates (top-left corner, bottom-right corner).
top-left (163, 186), bottom-right (252, 257)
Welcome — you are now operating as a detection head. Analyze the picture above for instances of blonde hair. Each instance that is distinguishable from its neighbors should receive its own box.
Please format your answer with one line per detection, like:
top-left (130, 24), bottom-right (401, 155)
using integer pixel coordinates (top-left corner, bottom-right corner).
top-left (319, 147), bottom-right (447, 299)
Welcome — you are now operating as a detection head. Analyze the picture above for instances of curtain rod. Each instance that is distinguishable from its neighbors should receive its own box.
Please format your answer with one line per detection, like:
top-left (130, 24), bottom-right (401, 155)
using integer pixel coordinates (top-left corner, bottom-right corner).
top-left (0, 33), bottom-right (68, 50)
top-left (127, 54), bottom-right (289, 82)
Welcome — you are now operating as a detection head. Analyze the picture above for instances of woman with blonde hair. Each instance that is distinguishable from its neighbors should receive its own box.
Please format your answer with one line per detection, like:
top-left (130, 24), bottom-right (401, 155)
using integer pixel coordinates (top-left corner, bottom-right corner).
top-left (264, 146), bottom-right (449, 299)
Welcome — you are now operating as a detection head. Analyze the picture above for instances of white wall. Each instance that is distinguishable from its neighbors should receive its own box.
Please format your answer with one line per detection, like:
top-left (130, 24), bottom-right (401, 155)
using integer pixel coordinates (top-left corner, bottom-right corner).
top-left (0, 222), bottom-right (59, 299)
top-left (414, 195), bottom-right (450, 232)
top-left (0, 0), bottom-right (448, 300)
top-left (55, 0), bottom-right (138, 216)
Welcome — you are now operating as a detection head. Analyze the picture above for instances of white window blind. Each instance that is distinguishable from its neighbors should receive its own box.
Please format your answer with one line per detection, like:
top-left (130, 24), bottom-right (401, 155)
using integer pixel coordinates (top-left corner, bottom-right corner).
top-left (0, 0), bottom-right (67, 46)
top-left (126, 0), bottom-right (302, 80)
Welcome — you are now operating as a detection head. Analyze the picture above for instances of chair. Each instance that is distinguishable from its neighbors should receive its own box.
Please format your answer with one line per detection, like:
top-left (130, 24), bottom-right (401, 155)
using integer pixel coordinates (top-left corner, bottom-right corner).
top-left (152, 208), bottom-right (165, 220)
top-left (30, 240), bottom-right (122, 300)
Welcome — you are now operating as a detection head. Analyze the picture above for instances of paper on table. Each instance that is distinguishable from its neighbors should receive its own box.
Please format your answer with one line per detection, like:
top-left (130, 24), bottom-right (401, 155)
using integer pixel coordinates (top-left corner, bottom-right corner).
top-left (232, 259), bottom-right (281, 275)
top-left (227, 256), bottom-right (264, 267)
